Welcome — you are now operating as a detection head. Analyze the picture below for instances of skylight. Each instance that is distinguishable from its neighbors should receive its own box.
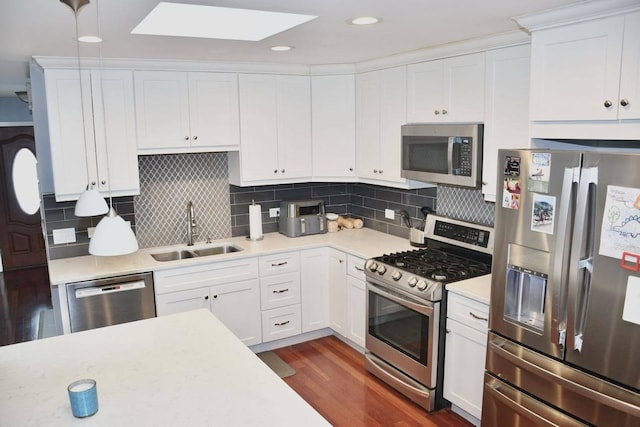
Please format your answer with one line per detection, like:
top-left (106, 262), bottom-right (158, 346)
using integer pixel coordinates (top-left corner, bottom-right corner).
top-left (131, 2), bottom-right (317, 41)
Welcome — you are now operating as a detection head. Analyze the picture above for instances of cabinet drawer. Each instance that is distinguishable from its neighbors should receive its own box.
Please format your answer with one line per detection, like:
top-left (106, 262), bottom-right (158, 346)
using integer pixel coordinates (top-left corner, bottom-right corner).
top-left (259, 252), bottom-right (300, 276)
top-left (154, 257), bottom-right (259, 294)
top-left (260, 272), bottom-right (301, 310)
top-left (347, 255), bottom-right (366, 279)
top-left (261, 304), bottom-right (302, 342)
top-left (447, 292), bottom-right (489, 333)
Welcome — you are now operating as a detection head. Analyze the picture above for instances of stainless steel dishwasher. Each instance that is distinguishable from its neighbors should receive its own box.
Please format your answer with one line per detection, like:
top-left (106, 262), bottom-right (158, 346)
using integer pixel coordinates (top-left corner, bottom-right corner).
top-left (66, 272), bottom-right (156, 332)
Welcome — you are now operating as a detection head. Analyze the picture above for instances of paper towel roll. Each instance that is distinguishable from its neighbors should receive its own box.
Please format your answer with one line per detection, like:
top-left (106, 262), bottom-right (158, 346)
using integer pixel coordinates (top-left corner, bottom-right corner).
top-left (249, 204), bottom-right (263, 240)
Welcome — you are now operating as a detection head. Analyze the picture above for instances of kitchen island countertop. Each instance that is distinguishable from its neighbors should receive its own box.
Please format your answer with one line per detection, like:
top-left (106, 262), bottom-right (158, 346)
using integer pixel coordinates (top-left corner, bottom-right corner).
top-left (0, 309), bottom-right (330, 426)
top-left (48, 228), bottom-right (415, 286)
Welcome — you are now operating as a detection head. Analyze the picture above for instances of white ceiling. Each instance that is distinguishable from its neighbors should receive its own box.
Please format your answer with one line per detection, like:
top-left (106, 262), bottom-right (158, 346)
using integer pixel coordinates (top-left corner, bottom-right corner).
top-left (0, 0), bottom-right (582, 96)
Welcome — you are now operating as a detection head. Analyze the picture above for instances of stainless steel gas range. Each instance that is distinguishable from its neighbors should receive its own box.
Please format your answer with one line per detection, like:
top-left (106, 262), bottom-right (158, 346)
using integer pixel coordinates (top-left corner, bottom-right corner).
top-left (364, 214), bottom-right (493, 411)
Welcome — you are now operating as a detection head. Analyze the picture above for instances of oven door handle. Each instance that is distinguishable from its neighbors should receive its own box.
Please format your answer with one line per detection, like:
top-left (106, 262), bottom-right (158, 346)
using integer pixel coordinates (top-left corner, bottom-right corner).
top-left (367, 281), bottom-right (434, 317)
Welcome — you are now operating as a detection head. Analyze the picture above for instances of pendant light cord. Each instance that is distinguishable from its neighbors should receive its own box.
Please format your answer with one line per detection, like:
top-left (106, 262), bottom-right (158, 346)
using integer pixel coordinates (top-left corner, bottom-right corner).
top-left (73, 5), bottom-right (93, 191)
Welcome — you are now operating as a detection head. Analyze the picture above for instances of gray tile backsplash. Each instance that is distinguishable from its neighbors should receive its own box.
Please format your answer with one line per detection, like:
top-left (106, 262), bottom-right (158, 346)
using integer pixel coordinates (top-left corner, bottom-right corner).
top-left (43, 151), bottom-right (495, 259)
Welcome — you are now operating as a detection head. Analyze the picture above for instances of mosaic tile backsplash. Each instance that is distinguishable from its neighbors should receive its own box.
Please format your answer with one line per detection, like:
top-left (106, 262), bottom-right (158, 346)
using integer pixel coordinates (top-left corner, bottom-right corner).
top-left (43, 151), bottom-right (495, 259)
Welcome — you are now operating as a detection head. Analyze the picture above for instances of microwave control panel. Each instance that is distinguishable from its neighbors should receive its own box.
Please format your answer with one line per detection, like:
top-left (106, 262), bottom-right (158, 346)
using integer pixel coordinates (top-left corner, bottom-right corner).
top-left (452, 137), bottom-right (472, 177)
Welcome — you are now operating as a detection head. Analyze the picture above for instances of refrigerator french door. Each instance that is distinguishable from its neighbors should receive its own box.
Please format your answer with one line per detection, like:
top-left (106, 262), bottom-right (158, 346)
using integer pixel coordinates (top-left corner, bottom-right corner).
top-left (485, 149), bottom-right (640, 426)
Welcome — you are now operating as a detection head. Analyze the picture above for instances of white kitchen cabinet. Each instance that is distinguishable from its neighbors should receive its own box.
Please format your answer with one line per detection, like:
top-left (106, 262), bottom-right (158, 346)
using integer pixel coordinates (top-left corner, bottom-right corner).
top-left (134, 71), bottom-right (240, 153)
top-left (356, 66), bottom-right (408, 186)
top-left (261, 304), bottom-right (302, 343)
top-left (156, 279), bottom-right (262, 346)
top-left (529, 13), bottom-right (640, 122)
top-left (311, 74), bottom-right (357, 180)
top-left (229, 74), bottom-right (311, 185)
top-left (346, 255), bottom-right (367, 349)
top-left (260, 273), bottom-right (301, 311)
top-left (43, 68), bottom-right (139, 201)
top-left (300, 248), bottom-right (330, 333)
top-left (327, 248), bottom-right (347, 337)
top-left (444, 292), bottom-right (489, 425)
top-left (407, 53), bottom-right (485, 123)
top-left (482, 45), bottom-right (531, 202)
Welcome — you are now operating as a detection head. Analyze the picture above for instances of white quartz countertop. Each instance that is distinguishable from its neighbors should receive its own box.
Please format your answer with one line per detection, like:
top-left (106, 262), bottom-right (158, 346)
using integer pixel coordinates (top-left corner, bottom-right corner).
top-left (446, 274), bottom-right (492, 304)
top-left (48, 228), bottom-right (415, 286)
top-left (0, 309), bottom-right (330, 426)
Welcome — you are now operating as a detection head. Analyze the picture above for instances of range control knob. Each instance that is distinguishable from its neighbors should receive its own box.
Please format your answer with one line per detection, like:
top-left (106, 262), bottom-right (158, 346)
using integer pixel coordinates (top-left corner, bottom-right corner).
top-left (391, 271), bottom-right (402, 281)
top-left (407, 277), bottom-right (418, 287)
top-left (416, 280), bottom-right (428, 291)
top-left (365, 260), bottom-right (378, 272)
top-left (377, 265), bottom-right (387, 275)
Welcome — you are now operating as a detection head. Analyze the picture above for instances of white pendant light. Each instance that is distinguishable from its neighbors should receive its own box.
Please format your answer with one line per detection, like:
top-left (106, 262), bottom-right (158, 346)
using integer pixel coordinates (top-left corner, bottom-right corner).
top-left (62, 0), bottom-right (109, 218)
top-left (89, 207), bottom-right (138, 256)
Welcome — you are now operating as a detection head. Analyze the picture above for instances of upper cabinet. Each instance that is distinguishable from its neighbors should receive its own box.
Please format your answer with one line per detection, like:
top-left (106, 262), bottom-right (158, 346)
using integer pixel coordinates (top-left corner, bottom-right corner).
top-left (134, 71), bottom-right (240, 154)
top-left (482, 45), bottom-right (531, 202)
top-left (228, 74), bottom-right (312, 186)
top-left (40, 68), bottom-right (139, 201)
top-left (311, 74), bottom-right (356, 181)
top-left (407, 53), bottom-right (485, 123)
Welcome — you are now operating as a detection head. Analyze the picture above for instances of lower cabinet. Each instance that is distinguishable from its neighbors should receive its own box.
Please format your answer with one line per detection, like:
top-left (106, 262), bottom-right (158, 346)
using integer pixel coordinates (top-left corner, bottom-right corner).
top-left (346, 255), bottom-right (367, 348)
top-left (261, 304), bottom-right (302, 343)
top-left (300, 248), bottom-right (330, 332)
top-left (327, 248), bottom-right (347, 336)
top-left (443, 291), bottom-right (489, 425)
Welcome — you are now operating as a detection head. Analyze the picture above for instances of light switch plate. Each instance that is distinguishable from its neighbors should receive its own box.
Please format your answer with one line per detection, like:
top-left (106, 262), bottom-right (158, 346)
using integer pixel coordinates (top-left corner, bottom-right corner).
top-left (52, 228), bottom-right (76, 244)
top-left (385, 209), bottom-right (395, 220)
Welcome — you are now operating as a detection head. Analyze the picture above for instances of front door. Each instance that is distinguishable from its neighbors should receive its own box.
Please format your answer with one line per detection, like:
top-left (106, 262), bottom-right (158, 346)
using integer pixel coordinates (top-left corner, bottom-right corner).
top-left (0, 127), bottom-right (47, 270)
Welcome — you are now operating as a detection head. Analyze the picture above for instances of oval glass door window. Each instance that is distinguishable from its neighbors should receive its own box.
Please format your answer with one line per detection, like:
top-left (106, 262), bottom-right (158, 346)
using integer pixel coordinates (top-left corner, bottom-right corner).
top-left (12, 148), bottom-right (40, 215)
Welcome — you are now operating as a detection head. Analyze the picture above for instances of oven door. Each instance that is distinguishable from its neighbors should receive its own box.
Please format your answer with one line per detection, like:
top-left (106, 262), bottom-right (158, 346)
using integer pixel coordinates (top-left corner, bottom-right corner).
top-left (365, 280), bottom-right (439, 388)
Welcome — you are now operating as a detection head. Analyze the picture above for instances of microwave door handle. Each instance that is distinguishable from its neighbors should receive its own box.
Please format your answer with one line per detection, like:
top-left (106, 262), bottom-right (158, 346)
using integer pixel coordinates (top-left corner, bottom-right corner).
top-left (550, 167), bottom-right (580, 347)
top-left (567, 166), bottom-right (598, 353)
top-left (447, 137), bottom-right (455, 174)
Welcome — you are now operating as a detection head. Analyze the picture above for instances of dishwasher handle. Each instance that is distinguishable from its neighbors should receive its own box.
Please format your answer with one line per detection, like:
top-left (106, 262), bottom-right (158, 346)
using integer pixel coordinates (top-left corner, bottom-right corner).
top-left (74, 280), bottom-right (147, 298)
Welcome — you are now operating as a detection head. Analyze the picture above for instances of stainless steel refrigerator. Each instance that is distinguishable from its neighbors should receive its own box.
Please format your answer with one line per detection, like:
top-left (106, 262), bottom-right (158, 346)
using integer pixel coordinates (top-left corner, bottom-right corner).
top-left (483, 149), bottom-right (640, 426)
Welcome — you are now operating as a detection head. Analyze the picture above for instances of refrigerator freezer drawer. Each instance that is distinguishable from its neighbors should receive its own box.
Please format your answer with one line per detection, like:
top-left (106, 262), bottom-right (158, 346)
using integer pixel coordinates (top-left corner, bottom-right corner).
top-left (482, 373), bottom-right (586, 427)
top-left (486, 332), bottom-right (640, 426)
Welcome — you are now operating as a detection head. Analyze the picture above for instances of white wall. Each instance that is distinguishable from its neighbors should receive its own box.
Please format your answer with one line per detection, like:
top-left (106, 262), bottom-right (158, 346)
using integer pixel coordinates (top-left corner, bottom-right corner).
top-left (0, 96), bottom-right (32, 123)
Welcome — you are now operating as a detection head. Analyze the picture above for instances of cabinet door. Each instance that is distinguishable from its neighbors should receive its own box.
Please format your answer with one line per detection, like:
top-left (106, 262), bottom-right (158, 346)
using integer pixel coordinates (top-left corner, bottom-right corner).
top-left (210, 279), bottom-right (262, 346)
top-left (443, 318), bottom-right (487, 420)
top-left (238, 74), bottom-right (279, 181)
top-left (482, 45), bottom-right (531, 202)
top-left (188, 72), bottom-right (240, 149)
top-left (91, 70), bottom-right (140, 197)
top-left (311, 75), bottom-right (356, 179)
top-left (347, 275), bottom-right (366, 348)
top-left (328, 249), bottom-right (347, 336)
top-left (446, 53), bottom-right (485, 122)
top-left (276, 75), bottom-right (312, 179)
top-left (407, 59), bottom-right (445, 122)
top-left (134, 71), bottom-right (191, 149)
top-left (44, 69), bottom-right (95, 201)
top-left (261, 304), bottom-right (302, 343)
top-left (260, 272), bottom-right (301, 310)
top-left (619, 11), bottom-right (640, 120)
top-left (355, 71), bottom-right (381, 179)
top-left (378, 66), bottom-right (407, 183)
top-left (529, 16), bottom-right (624, 121)
top-left (155, 287), bottom-right (210, 316)
top-left (300, 248), bottom-right (330, 333)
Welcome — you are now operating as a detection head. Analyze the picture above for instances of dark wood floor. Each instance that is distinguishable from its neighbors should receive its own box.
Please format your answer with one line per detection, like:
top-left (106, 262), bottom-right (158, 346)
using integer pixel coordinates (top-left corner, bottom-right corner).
top-left (0, 266), bottom-right (52, 346)
top-left (274, 336), bottom-right (473, 427)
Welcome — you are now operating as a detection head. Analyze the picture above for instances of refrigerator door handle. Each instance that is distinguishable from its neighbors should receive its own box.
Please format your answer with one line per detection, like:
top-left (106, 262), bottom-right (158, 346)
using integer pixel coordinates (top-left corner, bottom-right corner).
top-left (567, 166), bottom-right (598, 353)
top-left (489, 337), bottom-right (640, 418)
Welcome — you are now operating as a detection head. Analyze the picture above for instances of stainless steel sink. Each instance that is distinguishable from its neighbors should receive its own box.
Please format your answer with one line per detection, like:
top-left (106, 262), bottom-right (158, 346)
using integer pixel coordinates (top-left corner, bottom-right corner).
top-left (151, 244), bottom-right (243, 262)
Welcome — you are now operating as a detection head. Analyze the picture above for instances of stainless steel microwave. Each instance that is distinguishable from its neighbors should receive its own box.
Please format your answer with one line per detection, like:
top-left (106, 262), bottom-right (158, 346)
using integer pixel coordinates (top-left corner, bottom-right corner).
top-left (401, 123), bottom-right (483, 188)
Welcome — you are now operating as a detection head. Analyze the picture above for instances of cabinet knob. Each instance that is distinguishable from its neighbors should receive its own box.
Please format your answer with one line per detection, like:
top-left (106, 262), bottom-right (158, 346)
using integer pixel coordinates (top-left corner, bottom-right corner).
top-left (482, 181), bottom-right (488, 186)
top-left (281, 169), bottom-right (285, 173)
top-left (193, 135), bottom-right (198, 141)
top-left (101, 180), bottom-right (106, 185)
top-left (373, 169), bottom-right (378, 174)
top-left (434, 110), bottom-right (440, 115)
top-left (213, 295), bottom-right (218, 299)
top-left (442, 109), bottom-right (448, 115)
top-left (339, 259), bottom-right (344, 263)
top-left (274, 169), bottom-right (278, 174)
top-left (91, 181), bottom-right (96, 186)
top-left (621, 98), bottom-right (630, 107)
top-left (604, 100), bottom-right (613, 108)
top-left (349, 167), bottom-right (353, 172)
top-left (446, 329), bottom-right (451, 334)
top-left (185, 136), bottom-right (190, 140)
top-left (204, 295), bottom-right (209, 300)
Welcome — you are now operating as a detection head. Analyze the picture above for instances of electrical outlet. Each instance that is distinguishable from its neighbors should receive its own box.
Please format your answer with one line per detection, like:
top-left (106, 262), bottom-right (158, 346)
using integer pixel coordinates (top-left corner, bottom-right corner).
top-left (385, 209), bottom-right (395, 220)
top-left (269, 207), bottom-right (280, 218)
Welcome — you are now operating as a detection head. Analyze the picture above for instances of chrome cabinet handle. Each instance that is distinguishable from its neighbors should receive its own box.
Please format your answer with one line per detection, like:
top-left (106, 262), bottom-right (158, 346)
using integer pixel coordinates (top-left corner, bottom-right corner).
top-left (274, 320), bottom-right (290, 326)
top-left (271, 261), bottom-right (288, 267)
top-left (604, 100), bottom-right (613, 108)
top-left (272, 288), bottom-right (289, 294)
top-left (354, 265), bottom-right (365, 272)
top-left (621, 98), bottom-right (629, 107)
top-left (469, 311), bottom-right (488, 322)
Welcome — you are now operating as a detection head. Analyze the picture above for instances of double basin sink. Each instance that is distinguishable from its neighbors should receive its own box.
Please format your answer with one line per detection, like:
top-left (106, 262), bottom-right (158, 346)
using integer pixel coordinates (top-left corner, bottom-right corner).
top-left (151, 244), bottom-right (243, 262)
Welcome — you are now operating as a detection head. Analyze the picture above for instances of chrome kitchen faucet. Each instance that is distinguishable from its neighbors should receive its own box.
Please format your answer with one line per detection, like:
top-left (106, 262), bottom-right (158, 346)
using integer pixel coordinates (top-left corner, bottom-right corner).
top-left (186, 201), bottom-right (198, 246)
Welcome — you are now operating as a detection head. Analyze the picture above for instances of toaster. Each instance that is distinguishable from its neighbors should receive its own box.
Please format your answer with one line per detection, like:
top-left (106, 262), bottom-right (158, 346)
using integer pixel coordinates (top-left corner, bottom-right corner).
top-left (279, 200), bottom-right (327, 237)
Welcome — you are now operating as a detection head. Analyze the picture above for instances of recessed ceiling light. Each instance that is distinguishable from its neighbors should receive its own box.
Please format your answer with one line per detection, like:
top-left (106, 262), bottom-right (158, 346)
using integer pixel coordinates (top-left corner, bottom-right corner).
top-left (78, 35), bottom-right (103, 43)
top-left (271, 46), bottom-right (293, 52)
top-left (350, 16), bottom-right (380, 25)
top-left (131, 2), bottom-right (317, 41)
